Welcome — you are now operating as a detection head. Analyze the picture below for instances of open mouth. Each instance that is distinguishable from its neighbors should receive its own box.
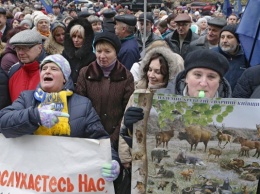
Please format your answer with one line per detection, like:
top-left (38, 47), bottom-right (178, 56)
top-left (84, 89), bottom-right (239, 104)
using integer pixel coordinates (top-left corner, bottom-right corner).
top-left (44, 77), bottom-right (53, 81)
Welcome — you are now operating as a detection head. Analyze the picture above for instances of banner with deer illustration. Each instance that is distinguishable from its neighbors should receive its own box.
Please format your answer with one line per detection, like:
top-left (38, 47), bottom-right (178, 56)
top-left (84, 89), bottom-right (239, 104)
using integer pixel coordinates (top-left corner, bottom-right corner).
top-left (131, 90), bottom-right (260, 194)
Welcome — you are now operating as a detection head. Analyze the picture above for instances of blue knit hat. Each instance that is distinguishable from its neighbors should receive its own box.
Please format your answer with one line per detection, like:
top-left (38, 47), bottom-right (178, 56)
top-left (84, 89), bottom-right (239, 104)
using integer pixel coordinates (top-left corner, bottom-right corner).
top-left (40, 54), bottom-right (71, 82)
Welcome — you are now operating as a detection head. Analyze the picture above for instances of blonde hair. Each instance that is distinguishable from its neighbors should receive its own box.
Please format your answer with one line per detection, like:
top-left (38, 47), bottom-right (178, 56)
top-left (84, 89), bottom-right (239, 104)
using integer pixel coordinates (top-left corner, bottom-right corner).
top-left (70, 24), bottom-right (85, 39)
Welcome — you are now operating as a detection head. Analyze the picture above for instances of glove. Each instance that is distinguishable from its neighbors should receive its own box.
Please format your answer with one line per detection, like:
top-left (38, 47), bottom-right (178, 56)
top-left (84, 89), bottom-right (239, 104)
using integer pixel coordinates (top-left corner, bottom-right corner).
top-left (101, 160), bottom-right (120, 182)
top-left (38, 103), bottom-right (69, 128)
top-left (124, 107), bottom-right (144, 133)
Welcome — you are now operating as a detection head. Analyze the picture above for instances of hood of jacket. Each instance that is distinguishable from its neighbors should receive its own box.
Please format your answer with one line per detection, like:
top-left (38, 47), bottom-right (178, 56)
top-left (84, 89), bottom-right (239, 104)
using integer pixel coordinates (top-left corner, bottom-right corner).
top-left (63, 18), bottom-right (94, 59)
top-left (139, 46), bottom-right (184, 81)
top-left (44, 34), bottom-right (64, 55)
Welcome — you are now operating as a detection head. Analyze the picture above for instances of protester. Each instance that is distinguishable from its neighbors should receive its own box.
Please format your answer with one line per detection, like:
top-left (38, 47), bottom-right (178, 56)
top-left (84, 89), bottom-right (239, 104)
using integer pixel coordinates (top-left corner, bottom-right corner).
top-left (44, 21), bottom-right (66, 55)
top-left (8, 29), bottom-right (46, 102)
top-left (20, 19), bottom-right (32, 29)
top-left (63, 15), bottom-right (73, 27)
top-left (211, 24), bottom-right (248, 91)
top-left (227, 13), bottom-right (238, 25)
top-left (130, 40), bottom-right (170, 82)
top-left (62, 18), bottom-right (96, 85)
top-left (232, 65), bottom-right (260, 98)
top-left (87, 15), bottom-right (103, 34)
top-left (76, 31), bottom-right (134, 150)
top-left (10, 18), bottom-right (20, 29)
top-left (0, 65), bottom-right (11, 110)
top-left (135, 12), bottom-right (162, 56)
top-left (158, 49), bottom-right (232, 98)
top-left (165, 13), bottom-right (199, 58)
top-left (0, 8), bottom-right (11, 42)
top-left (102, 9), bottom-right (116, 33)
top-left (52, 3), bottom-right (64, 22)
top-left (114, 14), bottom-right (140, 70)
top-left (0, 54), bottom-right (120, 182)
top-left (1, 26), bottom-right (27, 74)
top-left (196, 17), bottom-right (208, 36)
top-left (33, 14), bottom-right (51, 41)
top-left (189, 17), bottom-right (227, 50)
top-left (76, 31), bottom-right (134, 194)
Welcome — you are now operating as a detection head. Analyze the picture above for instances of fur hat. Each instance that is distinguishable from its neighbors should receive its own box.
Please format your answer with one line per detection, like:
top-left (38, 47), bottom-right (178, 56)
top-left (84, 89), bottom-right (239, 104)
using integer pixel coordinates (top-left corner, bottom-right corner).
top-left (40, 54), bottom-right (71, 82)
top-left (94, 32), bottom-right (121, 54)
top-left (220, 24), bottom-right (239, 42)
top-left (184, 50), bottom-right (229, 77)
top-left (34, 14), bottom-right (50, 26)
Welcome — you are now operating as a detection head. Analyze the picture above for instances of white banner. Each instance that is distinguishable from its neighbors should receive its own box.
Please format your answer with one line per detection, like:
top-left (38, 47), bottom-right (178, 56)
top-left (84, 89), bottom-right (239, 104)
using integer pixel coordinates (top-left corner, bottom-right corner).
top-left (0, 134), bottom-right (114, 194)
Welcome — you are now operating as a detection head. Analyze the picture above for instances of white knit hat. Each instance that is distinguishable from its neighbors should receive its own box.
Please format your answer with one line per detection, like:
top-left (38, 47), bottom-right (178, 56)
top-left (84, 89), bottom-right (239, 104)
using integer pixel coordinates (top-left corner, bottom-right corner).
top-left (34, 14), bottom-right (50, 26)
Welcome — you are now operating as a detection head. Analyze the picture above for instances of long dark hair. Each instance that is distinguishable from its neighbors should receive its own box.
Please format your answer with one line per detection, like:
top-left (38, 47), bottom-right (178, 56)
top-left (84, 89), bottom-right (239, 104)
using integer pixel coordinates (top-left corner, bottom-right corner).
top-left (142, 53), bottom-right (169, 83)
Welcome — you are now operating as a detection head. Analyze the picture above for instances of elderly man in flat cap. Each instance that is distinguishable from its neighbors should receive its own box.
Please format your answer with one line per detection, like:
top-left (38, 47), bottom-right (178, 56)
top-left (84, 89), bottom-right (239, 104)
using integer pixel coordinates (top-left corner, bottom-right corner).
top-left (0, 8), bottom-right (11, 43)
top-left (212, 24), bottom-right (248, 91)
top-left (114, 14), bottom-right (140, 70)
top-left (189, 17), bottom-right (227, 50)
top-left (135, 12), bottom-right (162, 56)
top-left (8, 29), bottom-right (46, 102)
top-left (165, 13), bottom-right (199, 59)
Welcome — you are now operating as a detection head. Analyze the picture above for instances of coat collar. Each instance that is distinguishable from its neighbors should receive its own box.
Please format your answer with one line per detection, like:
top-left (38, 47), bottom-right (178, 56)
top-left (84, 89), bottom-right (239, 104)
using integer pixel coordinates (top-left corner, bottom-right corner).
top-left (85, 60), bottom-right (128, 81)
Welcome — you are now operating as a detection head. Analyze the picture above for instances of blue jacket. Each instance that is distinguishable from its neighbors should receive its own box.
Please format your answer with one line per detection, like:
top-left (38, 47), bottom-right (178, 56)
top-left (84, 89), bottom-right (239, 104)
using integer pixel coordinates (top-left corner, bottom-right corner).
top-left (211, 46), bottom-right (248, 91)
top-left (0, 78), bottom-right (119, 162)
top-left (117, 35), bottom-right (140, 70)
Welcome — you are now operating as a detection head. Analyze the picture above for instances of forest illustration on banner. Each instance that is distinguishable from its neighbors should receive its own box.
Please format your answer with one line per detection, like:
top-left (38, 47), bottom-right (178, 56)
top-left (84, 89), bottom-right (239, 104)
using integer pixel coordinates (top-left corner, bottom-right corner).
top-left (131, 91), bottom-right (260, 194)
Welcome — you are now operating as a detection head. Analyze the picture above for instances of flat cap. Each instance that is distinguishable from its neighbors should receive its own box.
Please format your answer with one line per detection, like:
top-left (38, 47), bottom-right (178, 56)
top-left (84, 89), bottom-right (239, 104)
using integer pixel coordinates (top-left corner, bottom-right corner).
top-left (139, 12), bottom-right (154, 24)
top-left (78, 11), bottom-right (94, 18)
top-left (208, 17), bottom-right (227, 28)
top-left (103, 9), bottom-right (116, 18)
top-left (10, 29), bottom-right (42, 46)
top-left (52, 3), bottom-right (60, 8)
top-left (114, 14), bottom-right (137, 26)
top-left (174, 13), bottom-right (191, 23)
top-left (0, 8), bottom-right (6, 15)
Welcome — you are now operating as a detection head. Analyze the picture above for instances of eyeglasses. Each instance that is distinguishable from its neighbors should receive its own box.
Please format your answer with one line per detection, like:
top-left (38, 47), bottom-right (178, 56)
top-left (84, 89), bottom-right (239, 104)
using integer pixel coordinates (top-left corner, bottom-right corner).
top-left (14, 45), bottom-right (36, 52)
top-left (176, 23), bottom-right (190, 27)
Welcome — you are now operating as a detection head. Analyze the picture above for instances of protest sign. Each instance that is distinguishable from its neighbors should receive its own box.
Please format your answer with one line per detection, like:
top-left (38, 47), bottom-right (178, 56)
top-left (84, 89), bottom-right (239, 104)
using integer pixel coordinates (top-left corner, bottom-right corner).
top-left (0, 135), bottom-right (114, 193)
top-left (131, 90), bottom-right (259, 194)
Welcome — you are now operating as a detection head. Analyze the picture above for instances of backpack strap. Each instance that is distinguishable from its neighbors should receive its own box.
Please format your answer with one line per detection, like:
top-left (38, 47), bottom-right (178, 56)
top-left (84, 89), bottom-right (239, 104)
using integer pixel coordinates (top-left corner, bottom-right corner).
top-left (8, 62), bottom-right (22, 78)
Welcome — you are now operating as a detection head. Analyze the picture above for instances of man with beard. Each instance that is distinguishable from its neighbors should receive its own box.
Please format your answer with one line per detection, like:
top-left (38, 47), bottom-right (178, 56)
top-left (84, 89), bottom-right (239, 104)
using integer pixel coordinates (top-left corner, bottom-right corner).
top-left (212, 24), bottom-right (248, 91)
top-left (135, 12), bottom-right (162, 57)
top-left (189, 17), bottom-right (227, 50)
top-left (165, 13), bottom-right (199, 59)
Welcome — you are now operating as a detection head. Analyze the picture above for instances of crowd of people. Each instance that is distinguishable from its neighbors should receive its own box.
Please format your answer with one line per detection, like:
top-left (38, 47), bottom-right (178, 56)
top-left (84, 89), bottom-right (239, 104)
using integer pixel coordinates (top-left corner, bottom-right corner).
top-left (0, 0), bottom-right (259, 193)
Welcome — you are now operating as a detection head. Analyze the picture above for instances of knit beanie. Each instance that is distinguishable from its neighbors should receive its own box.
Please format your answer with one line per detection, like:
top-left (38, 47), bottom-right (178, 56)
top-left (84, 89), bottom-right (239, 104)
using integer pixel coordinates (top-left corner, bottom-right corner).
top-left (40, 54), bottom-right (71, 82)
top-left (34, 14), bottom-right (50, 26)
top-left (184, 50), bottom-right (229, 77)
top-left (20, 19), bottom-right (33, 29)
top-left (94, 32), bottom-right (121, 54)
top-left (220, 24), bottom-right (239, 42)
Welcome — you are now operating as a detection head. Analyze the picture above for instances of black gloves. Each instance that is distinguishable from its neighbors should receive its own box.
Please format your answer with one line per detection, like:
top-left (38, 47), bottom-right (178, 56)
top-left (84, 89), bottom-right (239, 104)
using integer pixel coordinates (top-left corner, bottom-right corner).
top-left (124, 107), bottom-right (144, 134)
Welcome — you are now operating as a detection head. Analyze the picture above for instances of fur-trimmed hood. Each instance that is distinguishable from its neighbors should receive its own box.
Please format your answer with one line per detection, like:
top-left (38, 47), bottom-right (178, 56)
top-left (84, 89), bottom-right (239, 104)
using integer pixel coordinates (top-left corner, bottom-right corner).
top-left (139, 46), bottom-right (184, 81)
top-left (63, 18), bottom-right (94, 59)
top-left (44, 34), bottom-right (64, 55)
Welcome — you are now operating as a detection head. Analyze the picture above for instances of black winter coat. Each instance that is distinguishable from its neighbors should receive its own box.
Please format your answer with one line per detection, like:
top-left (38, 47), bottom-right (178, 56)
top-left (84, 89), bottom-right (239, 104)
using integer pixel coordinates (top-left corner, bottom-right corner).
top-left (62, 18), bottom-right (96, 85)
top-left (0, 66), bottom-right (11, 109)
top-left (232, 65), bottom-right (260, 98)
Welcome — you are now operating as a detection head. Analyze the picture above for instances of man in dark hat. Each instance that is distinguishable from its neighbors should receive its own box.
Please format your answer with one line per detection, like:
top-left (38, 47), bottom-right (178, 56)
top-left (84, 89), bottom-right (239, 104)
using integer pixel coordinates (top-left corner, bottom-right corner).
top-left (114, 14), bottom-right (140, 70)
top-left (212, 24), bottom-right (248, 91)
top-left (135, 12), bottom-right (162, 56)
top-left (165, 13), bottom-right (199, 58)
top-left (52, 3), bottom-right (64, 21)
top-left (0, 8), bottom-right (11, 43)
top-left (102, 9), bottom-right (116, 33)
top-left (190, 17), bottom-right (227, 50)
